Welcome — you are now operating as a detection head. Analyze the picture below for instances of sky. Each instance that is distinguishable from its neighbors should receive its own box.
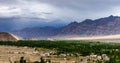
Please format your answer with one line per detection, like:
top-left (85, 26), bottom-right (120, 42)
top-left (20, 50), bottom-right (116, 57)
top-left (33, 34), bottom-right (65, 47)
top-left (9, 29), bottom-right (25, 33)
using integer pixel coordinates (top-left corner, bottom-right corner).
top-left (0, 0), bottom-right (120, 21)
top-left (0, 0), bottom-right (120, 31)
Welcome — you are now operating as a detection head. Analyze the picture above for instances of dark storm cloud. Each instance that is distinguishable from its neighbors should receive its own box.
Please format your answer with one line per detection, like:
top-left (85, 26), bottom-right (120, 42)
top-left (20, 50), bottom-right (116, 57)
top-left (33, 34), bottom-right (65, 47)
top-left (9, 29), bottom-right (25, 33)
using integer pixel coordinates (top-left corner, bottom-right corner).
top-left (35, 0), bottom-right (120, 20)
top-left (39, 0), bottom-right (120, 10)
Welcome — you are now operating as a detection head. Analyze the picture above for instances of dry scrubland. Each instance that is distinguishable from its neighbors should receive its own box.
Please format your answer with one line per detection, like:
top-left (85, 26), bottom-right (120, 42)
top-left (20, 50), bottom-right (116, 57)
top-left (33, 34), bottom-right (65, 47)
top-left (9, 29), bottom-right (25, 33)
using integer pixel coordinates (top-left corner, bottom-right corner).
top-left (0, 46), bottom-right (40, 63)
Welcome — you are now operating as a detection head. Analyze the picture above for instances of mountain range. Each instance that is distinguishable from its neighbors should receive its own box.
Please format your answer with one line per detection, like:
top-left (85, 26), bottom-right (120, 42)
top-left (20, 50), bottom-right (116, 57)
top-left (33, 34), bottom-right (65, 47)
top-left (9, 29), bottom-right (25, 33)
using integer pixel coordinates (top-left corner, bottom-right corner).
top-left (11, 15), bottom-right (120, 39)
top-left (56, 15), bottom-right (120, 36)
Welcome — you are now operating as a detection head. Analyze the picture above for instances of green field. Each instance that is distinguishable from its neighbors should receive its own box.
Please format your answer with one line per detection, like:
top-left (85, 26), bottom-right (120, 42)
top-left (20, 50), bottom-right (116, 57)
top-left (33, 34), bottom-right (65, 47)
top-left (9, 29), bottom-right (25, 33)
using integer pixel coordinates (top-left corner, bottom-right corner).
top-left (0, 40), bottom-right (120, 63)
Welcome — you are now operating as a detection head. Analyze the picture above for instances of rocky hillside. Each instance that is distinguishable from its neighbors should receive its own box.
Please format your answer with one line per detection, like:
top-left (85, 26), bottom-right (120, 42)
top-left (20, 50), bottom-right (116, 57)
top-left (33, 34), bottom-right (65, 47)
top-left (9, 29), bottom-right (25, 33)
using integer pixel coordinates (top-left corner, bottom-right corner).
top-left (0, 32), bottom-right (20, 41)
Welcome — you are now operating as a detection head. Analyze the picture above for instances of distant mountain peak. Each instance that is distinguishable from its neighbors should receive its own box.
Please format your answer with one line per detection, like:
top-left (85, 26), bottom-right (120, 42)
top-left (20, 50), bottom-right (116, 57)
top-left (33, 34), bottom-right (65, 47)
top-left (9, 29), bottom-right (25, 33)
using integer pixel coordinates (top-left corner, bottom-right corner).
top-left (109, 15), bottom-right (114, 17)
top-left (84, 19), bottom-right (93, 21)
top-left (107, 15), bottom-right (119, 19)
top-left (69, 21), bottom-right (78, 25)
top-left (81, 19), bottom-right (93, 24)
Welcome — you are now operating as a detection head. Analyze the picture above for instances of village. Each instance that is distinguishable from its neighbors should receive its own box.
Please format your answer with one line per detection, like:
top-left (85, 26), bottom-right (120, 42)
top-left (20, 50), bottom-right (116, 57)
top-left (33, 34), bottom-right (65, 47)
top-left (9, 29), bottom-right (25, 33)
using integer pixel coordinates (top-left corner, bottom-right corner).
top-left (0, 32), bottom-right (111, 63)
top-left (0, 45), bottom-right (110, 63)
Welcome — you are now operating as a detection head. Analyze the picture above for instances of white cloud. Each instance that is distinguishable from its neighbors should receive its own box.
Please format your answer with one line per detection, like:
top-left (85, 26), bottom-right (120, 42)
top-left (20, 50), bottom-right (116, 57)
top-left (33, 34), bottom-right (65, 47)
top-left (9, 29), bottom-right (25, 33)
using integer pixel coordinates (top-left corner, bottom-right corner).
top-left (0, 6), bottom-right (22, 17)
top-left (0, 0), bottom-right (57, 20)
top-left (0, 0), bottom-right (120, 21)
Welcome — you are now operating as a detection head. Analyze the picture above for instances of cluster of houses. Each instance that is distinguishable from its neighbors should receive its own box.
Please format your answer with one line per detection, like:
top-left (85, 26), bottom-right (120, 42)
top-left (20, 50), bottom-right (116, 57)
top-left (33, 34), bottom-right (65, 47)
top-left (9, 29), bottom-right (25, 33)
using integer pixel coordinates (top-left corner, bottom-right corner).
top-left (83, 54), bottom-right (110, 63)
top-left (38, 52), bottom-right (110, 63)
top-left (40, 53), bottom-right (110, 63)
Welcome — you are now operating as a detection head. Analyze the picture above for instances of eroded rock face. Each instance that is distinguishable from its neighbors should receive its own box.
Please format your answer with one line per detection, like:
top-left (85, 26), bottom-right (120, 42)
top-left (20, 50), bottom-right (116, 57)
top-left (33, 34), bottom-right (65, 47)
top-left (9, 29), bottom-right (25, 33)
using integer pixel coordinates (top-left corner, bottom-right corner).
top-left (0, 32), bottom-right (20, 41)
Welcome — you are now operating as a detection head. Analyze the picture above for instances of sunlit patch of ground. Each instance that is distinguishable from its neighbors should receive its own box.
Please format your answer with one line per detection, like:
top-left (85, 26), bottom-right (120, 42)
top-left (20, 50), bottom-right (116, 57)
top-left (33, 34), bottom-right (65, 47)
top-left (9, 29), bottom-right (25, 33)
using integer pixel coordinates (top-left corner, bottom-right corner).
top-left (61, 34), bottom-right (120, 43)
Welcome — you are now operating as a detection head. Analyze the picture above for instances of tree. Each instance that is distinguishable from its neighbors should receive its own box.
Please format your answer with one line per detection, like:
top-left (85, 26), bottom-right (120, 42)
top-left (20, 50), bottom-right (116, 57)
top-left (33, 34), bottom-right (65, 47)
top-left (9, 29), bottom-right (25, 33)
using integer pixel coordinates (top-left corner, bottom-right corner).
top-left (40, 57), bottom-right (46, 63)
top-left (34, 61), bottom-right (40, 63)
top-left (20, 57), bottom-right (26, 63)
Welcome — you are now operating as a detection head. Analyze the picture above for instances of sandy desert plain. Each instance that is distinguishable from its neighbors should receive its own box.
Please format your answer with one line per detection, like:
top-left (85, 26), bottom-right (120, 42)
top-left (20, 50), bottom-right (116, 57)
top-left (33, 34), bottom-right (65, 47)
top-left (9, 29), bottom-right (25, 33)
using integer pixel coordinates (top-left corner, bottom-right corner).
top-left (62, 34), bottom-right (120, 43)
